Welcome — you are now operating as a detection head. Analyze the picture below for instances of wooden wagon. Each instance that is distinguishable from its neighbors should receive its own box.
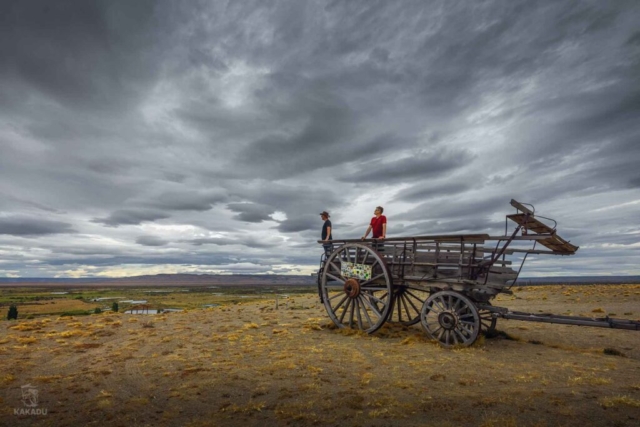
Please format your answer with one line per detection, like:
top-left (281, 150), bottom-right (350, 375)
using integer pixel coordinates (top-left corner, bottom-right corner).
top-left (317, 200), bottom-right (639, 347)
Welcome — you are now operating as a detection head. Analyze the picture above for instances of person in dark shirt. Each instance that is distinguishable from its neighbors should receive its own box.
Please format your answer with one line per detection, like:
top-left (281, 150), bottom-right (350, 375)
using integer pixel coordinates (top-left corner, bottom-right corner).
top-left (320, 211), bottom-right (333, 257)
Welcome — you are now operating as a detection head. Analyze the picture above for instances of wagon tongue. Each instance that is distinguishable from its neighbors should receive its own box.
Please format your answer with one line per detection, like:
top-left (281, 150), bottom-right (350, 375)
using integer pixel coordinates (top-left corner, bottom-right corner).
top-left (507, 199), bottom-right (579, 255)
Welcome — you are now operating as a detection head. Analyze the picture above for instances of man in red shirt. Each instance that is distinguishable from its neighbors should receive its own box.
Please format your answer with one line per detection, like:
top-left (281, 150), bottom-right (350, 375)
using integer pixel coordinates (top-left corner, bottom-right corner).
top-left (362, 206), bottom-right (387, 240)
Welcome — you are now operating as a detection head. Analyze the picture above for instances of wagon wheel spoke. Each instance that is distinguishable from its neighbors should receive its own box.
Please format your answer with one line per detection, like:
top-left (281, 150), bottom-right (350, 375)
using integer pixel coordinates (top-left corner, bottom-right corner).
top-left (360, 293), bottom-right (385, 318)
top-left (403, 292), bottom-right (422, 315)
top-left (358, 296), bottom-right (374, 327)
top-left (328, 262), bottom-right (344, 276)
top-left (325, 273), bottom-right (345, 285)
top-left (478, 305), bottom-right (498, 335)
top-left (359, 286), bottom-right (390, 291)
top-left (361, 273), bottom-right (385, 287)
top-left (361, 291), bottom-right (389, 308)
top-left (427, 301), bottom-right (442, 314)
top-left (355, 298), bottom-right (364, 330)
top-left (433, 296), bottom-right (447, 313)
top-left (328, 292), bottom-right (346, 302)
top-left (338, 298), bottom-right (351, 323)
top-left (400, 294), bottom-right (416, 318)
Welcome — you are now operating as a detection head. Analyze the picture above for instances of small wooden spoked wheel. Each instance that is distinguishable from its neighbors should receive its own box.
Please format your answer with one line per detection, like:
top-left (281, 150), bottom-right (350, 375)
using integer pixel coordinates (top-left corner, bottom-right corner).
top-left (320, 243), bottom-right (393, 334)
top-left (420, 291), bottom-right (481, 347)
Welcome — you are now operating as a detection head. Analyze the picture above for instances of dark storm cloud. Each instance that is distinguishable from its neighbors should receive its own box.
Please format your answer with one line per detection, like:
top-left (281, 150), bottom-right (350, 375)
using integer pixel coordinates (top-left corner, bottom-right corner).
top-left (276, 215), bottom-right (319, 234)
top-left (135, 236), bottom-right (169, 247)
top-left (142, 190), bottom-right (227, 212)
top-left (185, 237), bottom-right (280, 249)
top-left (92, 209), bottom-right (170, 227)
top-left (0, 0), bottom-right (638, 277)
top-left (0, 216), bottom-right (75, 236)
top-left (227, 203), bottom-right (275, 223)
top-left (397, 195), bottom-right (509, 222)
top-left (0, 0), bottom-right (162, 112)
top-left (393, 182), bottom-right (473, 203)
top-left (338, 148), bottom-right (474, 183)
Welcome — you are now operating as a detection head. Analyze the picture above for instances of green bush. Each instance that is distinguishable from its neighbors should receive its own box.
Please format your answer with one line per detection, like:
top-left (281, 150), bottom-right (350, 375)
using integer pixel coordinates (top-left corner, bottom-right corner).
top-left (112, 302), bottom-right (119, 313)
top-left (94, 308), bottom-right (102, 314)
top-left (7, 304), bottom-right (18, 320)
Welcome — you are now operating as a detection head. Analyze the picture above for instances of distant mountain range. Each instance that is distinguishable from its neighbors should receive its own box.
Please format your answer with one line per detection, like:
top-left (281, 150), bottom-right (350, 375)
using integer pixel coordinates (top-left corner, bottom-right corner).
top-left (0, 274), bottom-right (317, 287)
top-left (0, 274), bottom-right (639, 287)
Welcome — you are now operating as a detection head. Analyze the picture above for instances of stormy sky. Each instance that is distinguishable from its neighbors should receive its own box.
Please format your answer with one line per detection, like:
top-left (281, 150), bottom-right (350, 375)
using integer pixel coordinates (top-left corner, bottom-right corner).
top-left (0, 0), bottom-right (639, 278)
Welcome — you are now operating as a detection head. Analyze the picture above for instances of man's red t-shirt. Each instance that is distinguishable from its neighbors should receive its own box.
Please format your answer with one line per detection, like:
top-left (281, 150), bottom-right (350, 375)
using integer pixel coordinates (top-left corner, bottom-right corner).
top-left (370, 215), bottom-right (387, 238)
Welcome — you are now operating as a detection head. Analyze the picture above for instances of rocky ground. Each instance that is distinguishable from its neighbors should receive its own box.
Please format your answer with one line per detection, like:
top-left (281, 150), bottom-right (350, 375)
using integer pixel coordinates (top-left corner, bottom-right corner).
top-left (1, 285), bottom-right (639, 426)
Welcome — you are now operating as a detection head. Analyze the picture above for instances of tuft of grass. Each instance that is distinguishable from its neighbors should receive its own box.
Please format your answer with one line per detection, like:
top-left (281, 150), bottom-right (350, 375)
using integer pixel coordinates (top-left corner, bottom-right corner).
top-left (480, 416), bottom-right (518, 427)
top-left (591, 308), bottom-right (605, 313)
top-left (1, 374), bottom-right (16, 385)
top-left (361, 372), bottom-right (373, 385)
top-left (34, 375), bottom-right (62, 383)
top-left (600, 396), bottom-right (640, 408)
top-left (569, 375), bottom-right (611, 385)
top-left (60, 330), bottom-right (84, 338)
top-left (16, 337), bottom-right (37, 345)
top-left (399, 334), bottom-right (429, 345)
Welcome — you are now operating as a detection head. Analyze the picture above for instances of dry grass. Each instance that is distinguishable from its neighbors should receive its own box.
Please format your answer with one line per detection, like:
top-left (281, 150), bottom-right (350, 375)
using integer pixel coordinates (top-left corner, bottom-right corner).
top-left (0, 285), bottom-right (638, 426)
top-left (600, 396), bottom-right (640, 408)
top-left (568, 374), bottom-right (612, 385)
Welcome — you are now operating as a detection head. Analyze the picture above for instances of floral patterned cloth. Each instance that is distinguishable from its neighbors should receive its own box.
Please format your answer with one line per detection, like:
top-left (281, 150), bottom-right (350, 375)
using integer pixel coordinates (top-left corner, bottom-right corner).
top-left (340, 262), bottom-right (372, 281)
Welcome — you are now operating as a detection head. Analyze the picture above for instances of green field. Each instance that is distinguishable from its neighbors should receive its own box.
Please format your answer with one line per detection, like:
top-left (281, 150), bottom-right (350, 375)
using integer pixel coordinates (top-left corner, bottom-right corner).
top-left (0, 285), bottom-right (317, 318)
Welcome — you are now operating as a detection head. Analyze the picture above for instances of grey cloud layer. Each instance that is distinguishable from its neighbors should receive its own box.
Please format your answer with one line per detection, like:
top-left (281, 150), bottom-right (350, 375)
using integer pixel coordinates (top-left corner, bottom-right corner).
top-left (0, 0), bottom-right (638, 277)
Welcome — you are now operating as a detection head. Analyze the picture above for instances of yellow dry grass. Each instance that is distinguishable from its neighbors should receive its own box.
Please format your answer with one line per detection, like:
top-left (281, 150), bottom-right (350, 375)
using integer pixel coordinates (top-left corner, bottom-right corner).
top-left (0, 285), bottom-right (638, 426)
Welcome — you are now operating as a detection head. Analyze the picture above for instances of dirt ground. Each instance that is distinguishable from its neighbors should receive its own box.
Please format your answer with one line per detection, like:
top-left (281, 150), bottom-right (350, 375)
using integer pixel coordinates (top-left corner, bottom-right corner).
top-left (1, 285), bottom-right (639, 426)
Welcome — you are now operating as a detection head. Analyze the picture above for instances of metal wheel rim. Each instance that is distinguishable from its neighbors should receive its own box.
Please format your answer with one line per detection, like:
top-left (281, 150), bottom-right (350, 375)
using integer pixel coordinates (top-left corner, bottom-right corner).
top-left (321, 243), bottom-right (393, 334)
top-left (420, 291), bottom-right (480, 348)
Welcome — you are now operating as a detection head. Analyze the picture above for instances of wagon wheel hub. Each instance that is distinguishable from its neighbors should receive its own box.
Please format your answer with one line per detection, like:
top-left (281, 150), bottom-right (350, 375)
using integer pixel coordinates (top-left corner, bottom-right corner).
top-left (344, 278), bottom-right (361, 298)
top-left (438, 311), bottom-right (458, 330)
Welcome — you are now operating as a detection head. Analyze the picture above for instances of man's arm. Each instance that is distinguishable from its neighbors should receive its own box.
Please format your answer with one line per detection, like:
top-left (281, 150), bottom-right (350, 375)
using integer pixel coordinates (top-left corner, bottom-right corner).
top-left (362, 225), bottom-right (372, 240)
top-left (381, 223), bottom-right (386, 239)
top-left (324, 227), bottom-right (331, 242)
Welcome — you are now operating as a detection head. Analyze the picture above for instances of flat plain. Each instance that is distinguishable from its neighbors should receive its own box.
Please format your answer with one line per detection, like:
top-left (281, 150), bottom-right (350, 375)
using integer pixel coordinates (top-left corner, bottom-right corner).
top-left (1, 284), bottom-right (639, 426)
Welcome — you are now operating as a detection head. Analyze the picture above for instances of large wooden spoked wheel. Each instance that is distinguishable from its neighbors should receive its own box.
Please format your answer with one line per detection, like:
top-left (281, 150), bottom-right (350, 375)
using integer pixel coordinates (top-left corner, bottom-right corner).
top-left (320, 243), bottom-right (393, 334)
top-left (387, 285), bottom-right (430, 326)
top-left (420, 291), bottom-right (480, 348)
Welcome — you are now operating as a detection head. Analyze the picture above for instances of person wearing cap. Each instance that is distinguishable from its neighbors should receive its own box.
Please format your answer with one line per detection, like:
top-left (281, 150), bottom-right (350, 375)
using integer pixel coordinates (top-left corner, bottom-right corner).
top-left (319, 211), bottom-right (333, 257)
top-left (361, 206), bottom-right (387, 250)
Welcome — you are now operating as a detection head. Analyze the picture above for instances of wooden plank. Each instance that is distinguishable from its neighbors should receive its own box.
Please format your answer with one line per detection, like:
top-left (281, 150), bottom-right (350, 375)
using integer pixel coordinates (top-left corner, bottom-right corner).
top-left (510, 199), bottom-right (534, 215)
top-left (506, 213), bottom-right (578, 254)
